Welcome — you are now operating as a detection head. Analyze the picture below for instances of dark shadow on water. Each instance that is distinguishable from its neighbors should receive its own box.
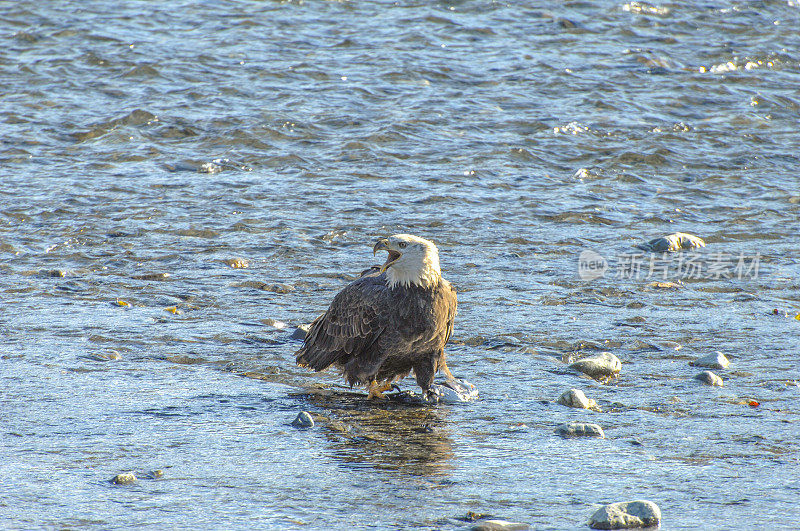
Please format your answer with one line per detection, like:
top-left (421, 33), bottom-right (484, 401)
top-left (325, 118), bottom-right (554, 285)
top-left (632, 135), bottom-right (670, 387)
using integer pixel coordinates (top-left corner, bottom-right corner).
top-left (291, 386), bottom-right (455, 477)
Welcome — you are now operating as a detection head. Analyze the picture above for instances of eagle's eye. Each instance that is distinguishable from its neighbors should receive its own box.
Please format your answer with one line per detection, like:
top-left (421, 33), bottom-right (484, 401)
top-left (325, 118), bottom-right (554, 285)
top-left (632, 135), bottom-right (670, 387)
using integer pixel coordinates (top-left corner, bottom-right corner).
top-left (398, 242), bottom-right (407, 249)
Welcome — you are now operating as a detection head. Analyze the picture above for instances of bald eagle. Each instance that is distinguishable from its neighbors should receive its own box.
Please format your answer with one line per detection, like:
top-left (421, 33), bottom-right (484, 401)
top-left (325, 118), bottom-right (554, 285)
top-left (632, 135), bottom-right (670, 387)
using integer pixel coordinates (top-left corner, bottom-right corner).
top-left (296, 234), bottom-right (458, 399)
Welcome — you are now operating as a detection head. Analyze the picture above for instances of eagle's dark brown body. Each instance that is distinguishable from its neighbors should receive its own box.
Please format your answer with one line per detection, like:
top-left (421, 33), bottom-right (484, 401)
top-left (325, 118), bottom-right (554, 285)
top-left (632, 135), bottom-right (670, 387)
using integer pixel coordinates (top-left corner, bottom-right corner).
top-left (295, 271), bottom-right (457, 393)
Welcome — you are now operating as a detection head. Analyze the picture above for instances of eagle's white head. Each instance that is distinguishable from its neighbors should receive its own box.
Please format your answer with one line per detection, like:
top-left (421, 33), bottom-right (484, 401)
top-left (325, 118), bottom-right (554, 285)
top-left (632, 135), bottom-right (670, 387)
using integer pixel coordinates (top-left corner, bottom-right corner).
top-left (373, 234), bottom-right (442, 289)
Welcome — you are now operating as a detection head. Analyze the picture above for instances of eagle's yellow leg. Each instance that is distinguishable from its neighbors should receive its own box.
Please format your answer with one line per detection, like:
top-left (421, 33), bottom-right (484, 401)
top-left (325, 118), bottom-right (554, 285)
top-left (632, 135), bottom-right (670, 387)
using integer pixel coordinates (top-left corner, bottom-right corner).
top-left (367, 381), bottom-right (393, 400)
top-left (440, 359), bottom-right (455, 380)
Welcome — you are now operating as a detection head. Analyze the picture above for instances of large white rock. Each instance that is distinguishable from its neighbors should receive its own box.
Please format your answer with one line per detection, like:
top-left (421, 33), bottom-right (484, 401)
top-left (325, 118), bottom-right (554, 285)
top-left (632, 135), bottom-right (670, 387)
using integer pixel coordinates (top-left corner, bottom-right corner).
top-left (569, 352), bottom-right (621, 380)
top-left (557, 388), bottom-right (601, 411)
top-left (691, 351), bottom-right (730, 369)
top-left (637, 232), bottom-right (705, 252)
top-left (555, 421), bottom-right (605, 438)
top-left (589, 500), bottom-right (661, 529)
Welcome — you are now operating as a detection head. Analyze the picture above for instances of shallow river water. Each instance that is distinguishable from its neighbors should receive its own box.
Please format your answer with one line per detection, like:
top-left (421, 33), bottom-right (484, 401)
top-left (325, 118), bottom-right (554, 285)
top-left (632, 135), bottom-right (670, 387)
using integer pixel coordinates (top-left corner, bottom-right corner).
top-left (2, 0), bottom-right (800, 529)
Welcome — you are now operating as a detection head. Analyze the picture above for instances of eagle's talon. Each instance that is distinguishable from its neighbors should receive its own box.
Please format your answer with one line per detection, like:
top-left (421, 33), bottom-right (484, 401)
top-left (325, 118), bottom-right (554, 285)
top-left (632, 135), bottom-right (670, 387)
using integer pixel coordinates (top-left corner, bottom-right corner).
top-left (367, 381), bottom-right (393, 400)
top-left (423, 387), bottom-right (442, 403)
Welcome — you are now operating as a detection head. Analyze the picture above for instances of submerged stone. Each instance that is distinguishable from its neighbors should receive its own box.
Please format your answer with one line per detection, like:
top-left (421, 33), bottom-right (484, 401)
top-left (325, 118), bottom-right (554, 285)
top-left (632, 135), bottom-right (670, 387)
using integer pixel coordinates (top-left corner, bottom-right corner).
top-left (90, 350), bottom-right (122, 361)
top-left (694, 370), bottom-right (724, 386)
top-left (291, 411), bottom-right (314, 428)
top-left (112, 472), bottom-right (137, 485)
top-left (290, 324), bottom-right (311, 340)
top-left (569, 352), bottom-right (621, 380)
top-left (558, 388), bottom-right (601, 411)
top-left (131, 272), bottom-right (170, 281)
top-left (637, 232), bottom-right (705, 252)
top-left (470, 519), bottom-right (531, 531)
top-left (555, 421), bottom-right (605, 438)
top-left (39, 269), bottom-right (66, 278)
top-left (589, 500), bottom-right (661, 529)
top-left (691, 351), bottom-right (730, 369)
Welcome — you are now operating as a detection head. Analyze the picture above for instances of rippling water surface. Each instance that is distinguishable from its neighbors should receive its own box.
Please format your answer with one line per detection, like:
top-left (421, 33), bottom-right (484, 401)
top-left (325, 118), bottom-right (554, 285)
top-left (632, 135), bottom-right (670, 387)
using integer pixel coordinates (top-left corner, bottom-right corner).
top-left (2, 0), bottom-right (800, 528)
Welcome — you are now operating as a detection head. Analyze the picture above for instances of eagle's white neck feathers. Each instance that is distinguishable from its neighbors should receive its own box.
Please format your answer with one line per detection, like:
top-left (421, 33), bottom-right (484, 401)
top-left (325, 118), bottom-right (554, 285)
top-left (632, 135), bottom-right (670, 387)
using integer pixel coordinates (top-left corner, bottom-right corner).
top-left (381, 234), bottom-right (442, 289)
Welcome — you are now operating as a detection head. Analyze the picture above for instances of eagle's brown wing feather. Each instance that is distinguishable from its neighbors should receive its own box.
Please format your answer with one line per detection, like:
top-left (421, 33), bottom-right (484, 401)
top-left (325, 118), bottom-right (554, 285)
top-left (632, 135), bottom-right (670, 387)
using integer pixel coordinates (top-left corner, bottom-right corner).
top-left (295, 275), bottom-right (391, 381)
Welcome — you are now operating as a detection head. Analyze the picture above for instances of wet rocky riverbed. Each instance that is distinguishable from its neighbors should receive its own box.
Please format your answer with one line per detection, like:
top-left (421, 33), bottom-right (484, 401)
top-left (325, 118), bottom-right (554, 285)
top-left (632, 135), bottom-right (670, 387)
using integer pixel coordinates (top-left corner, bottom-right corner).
top-left (2, 0), bottom-right (799, 528)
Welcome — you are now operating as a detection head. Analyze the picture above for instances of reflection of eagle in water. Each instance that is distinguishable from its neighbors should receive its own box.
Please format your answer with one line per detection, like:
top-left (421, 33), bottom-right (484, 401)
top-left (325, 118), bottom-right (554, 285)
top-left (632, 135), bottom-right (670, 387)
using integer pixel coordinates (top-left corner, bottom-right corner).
top-left (296, 234), bottom-right (457, 399)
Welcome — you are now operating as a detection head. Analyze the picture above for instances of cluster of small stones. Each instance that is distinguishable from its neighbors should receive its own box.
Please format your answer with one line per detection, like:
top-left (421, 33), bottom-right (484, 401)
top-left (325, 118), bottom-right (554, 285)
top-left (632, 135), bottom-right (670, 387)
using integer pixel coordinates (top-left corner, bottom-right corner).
top-left (558, 354), bottom-right (618, 442)
top-left (690, 351), bottom-right (730, 387)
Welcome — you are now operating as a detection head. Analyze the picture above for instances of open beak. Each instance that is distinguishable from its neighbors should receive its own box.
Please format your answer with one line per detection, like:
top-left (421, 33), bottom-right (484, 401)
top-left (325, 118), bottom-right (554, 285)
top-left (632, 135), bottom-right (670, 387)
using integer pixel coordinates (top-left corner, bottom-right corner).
top-left (373, 238), bottom-right (401, 272)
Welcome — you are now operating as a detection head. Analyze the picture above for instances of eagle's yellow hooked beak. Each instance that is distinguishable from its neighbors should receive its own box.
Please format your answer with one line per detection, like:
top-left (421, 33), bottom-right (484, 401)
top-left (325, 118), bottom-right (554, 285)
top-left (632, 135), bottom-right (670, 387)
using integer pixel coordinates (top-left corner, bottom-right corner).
top-left (373, 238), bottom-right (390, 255)
top-left (373, 238), bottom-right (401, 273)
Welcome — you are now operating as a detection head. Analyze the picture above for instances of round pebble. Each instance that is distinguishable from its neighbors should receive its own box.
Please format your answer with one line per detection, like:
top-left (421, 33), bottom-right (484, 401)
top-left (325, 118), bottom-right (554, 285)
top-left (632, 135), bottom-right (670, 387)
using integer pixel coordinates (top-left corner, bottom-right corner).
top-left (555, 421), bottom-right (605, 439)
top-left (569, 352), bottom-right (621, 380)
top-left (292, 411), bottom-right (314, 428)
top-left (557, 388), bottom-right (601, 411)
top-left (589, 499), bottom-right (661, 529)
top-left (112, 472), bottom-right (137, 485)
top-left (691, 351), bottom-right (730, 369)
top-left (694, 370), bottom-right (723, 386)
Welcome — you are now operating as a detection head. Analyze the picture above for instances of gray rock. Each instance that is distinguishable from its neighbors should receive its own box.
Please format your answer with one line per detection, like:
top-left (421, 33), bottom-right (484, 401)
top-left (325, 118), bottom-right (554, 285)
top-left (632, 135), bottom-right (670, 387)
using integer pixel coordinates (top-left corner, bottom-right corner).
top-left (470, 519), bottom-right (530, 531)
top-left (557, 388), bottom-right (601, 411)
top-left (39, 268), bottom-right (66, 278)
top-left (589, 500), bottom-right (661, 529)
top-left (569, 352), bottom-right (621, 380)
top-left (291, 411), bottom-right (314, 428)
top-left (111, 472), bottom-right (137, 485)
top-left (290, 324), bottom-right (311, 340)
top-left (691, 351), bottom-right (730, 369)
top-left (555, 421), bottom-right (605, 438)
top-left (637, 232), bottom-right (705, 252)
top-left (694, 370), bottom-right (723, 386)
